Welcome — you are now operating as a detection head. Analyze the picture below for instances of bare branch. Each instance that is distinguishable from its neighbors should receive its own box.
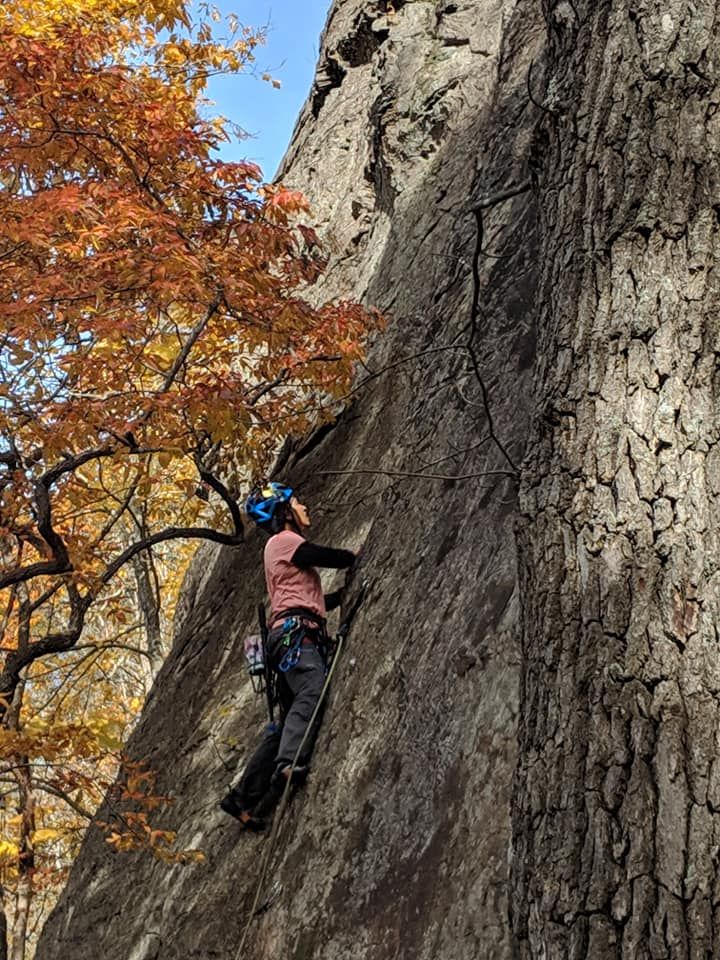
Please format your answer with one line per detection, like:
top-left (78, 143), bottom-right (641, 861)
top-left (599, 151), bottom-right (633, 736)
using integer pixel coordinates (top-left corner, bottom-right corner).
top-left (0, 583), bottom-right (17, 644)
top-left (0, 556), bottom-right (70, 592)
top-left (2, 447), bottom-right (162, 589)
top-left (32, 478), bottom-right (70, 566)
top-left (101, 525), bottom-right (242, 586)
top-left (0, 583), bottom-right (90, 717)
top-left (34, 781), bottom-right (94, 821)
top-left (0, 470), bottom-right (75, 588)
top-left (156, 293), bottom-right (222, 397)
top-left (418, 435), bottom-right (493, 469)
top-left (465, 342), bottom-right (518, 473)
top-left (526, 58), bottom-right (559, 119)
top-left (41, 446), bottom-right (116, 486)
top-left (344, 345), bottom-right (467, 401)
top-left (28, 580), bottom-right (65, 616)
top-left (93, 476), bottom-right (139, 547)
top-left (72, 641), bottom-right (152, 661)
top-left (194, 464), bottom-right (244, 538)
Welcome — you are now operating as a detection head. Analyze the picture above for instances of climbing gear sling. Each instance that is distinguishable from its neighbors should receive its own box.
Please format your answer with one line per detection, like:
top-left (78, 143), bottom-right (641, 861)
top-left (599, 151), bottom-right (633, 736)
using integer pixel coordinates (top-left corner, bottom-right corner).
top-left (234, 580), bottom-right (369, 959)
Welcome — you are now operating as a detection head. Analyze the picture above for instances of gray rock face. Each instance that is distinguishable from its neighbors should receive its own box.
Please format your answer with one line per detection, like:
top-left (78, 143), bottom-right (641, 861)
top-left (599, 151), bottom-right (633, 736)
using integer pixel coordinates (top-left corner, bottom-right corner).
top-left (36, 2), bottom-right (542, 958)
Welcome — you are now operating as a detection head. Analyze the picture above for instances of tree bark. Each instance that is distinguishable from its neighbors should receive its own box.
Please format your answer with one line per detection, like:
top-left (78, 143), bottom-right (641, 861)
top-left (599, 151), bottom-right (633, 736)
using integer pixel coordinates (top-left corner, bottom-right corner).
top-left (513, 2), bottom-right (720, 958)
top-left (131, 552), bottom-right (165, 683)
top-left (0, 886), bottom-right (8, 960)
top-left (9, 762), bottom-right (35, 960)
top-left (6, 681), bottom-right (33, 960)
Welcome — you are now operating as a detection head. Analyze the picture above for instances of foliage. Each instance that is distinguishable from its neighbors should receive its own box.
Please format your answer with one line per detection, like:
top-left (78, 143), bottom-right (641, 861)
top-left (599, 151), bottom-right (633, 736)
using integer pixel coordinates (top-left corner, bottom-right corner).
top-left (0, 622), bottom-right (199, 957)
top-left (0, 0), bottom-right (379, 954)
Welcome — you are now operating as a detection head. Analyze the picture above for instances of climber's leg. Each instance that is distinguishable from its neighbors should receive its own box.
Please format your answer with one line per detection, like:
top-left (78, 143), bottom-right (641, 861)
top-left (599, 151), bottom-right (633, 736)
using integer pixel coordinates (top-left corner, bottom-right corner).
top-left (220, 722), bottom-right (280, 824)
top-left (274, 642), bottom-right (326, 772)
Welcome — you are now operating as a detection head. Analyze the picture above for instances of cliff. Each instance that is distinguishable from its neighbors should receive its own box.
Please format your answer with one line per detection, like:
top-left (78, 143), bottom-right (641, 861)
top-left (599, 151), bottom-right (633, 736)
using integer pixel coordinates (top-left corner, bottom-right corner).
top-left (36, 1), bottom-right (542, 957)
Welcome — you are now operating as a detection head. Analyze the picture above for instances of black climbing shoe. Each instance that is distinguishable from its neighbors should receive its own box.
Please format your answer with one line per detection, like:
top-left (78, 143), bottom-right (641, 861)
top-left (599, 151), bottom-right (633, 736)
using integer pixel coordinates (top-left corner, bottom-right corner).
top-left (219, 793), bottom-right (266, 832)
top-left (249, 767), bottom-right (310, 822)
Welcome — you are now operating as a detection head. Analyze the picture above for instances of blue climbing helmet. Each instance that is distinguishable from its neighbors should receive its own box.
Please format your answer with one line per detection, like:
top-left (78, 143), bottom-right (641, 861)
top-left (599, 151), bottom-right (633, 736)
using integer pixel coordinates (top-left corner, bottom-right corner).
top-left (245, 482), bottom-right (294, 532)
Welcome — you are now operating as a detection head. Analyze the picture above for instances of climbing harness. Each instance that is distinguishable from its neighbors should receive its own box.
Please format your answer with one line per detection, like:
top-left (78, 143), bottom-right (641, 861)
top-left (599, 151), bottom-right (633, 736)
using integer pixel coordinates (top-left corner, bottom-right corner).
top-left (234, 580), bottom-right (369, 960)
top-left (249, 607), bottom-right (331, 723)
top-left (268, 610), bottom-right (329, 672)
top-left (269, 616), bottom-right (308, 673)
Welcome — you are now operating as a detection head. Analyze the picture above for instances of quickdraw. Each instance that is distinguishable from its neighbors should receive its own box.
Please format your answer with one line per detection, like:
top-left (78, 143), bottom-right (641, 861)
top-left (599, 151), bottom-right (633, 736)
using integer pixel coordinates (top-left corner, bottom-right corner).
top-left (270, 617), bottom-right (307, 673)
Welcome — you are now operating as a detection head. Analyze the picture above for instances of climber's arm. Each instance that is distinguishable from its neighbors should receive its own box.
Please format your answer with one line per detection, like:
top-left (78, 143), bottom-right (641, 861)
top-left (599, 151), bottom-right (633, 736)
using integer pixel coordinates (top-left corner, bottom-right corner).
top-left (291, 541), bottom-right (356, 570)
top-left (323, 589), bottom-right (344, 612)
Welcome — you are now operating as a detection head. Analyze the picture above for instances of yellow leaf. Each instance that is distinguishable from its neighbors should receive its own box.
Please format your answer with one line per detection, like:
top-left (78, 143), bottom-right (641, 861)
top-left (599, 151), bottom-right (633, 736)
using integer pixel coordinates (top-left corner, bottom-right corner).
top-left (32, 828), bottom-right (63, 845)
top-left (0, 840), bottom-right (19, 862)
top-left (150, 338), bottom-right (179, 364)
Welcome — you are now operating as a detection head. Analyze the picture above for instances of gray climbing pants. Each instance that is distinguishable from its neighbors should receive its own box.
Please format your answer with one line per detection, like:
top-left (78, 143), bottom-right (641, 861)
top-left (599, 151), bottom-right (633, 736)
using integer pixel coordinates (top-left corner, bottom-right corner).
top-left (276, 642), bottom-right (326, 768)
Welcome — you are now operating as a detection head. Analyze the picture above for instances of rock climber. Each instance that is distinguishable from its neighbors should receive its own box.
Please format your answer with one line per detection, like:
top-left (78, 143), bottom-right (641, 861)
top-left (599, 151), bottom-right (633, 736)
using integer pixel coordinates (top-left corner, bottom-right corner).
top-left (220, 482), bottom-right (357, 829)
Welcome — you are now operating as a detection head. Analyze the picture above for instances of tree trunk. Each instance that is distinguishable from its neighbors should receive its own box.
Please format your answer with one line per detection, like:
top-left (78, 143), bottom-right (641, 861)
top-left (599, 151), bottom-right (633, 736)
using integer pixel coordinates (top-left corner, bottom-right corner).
top-left (0, 886), bottom-right (8, 960)
top-left (513, 2), bottom-right (720, 958)
top-left (9, 762), bottom-right (34, 960)
top-left (131, 551), bottom-right (164, 684)
top-left (7, 678), bottom-right (33, 960)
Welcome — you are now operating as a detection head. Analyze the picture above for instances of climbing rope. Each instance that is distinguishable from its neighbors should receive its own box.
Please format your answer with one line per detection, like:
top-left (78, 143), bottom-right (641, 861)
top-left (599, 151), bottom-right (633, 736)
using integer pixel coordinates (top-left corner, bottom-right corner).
top-left (234, 581), bottom-right (368, 958)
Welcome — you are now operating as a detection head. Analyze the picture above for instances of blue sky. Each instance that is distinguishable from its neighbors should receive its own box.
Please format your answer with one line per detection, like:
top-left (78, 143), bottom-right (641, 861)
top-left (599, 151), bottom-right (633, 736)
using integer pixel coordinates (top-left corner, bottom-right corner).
top-left (200, 1), bottom-right (333, 178)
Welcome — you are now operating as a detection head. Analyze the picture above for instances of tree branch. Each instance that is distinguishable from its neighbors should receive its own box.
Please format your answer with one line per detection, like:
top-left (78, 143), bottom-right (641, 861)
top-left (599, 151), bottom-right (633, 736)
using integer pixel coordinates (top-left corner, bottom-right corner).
top-left (156, 293), bottom-right (222, 397)
top-left (527, 58), bottom-right (555, 118)
top-left (0, 587), bottom-right (90, 722)
top-left (344, 345), bottom-right (468, 401)
top-left (101, 525), bottom-right (242, 586)
top-left (1, 447), bottom-right (162, 589)
top-left (194, 465), bottom-right (244, 539)
top-left (40, 446), bottom-right (115, 486)
top-left (32, 478), bottom-right (70, 568)
top-left (247, 369), bottom-right (290, 406)
top-left (93, 475), bottom-right (138, 548)
top-left (0, 451), bottom-right (96, 589)
top-left (72, 641), bottom-right (152, 661)
top-left (0, 474), bottom-right (74, 590)
top-left (34, 781), bottom-right (94, 821)
top-left (0, 559), bottom-right (70, 592)
top-left (28, 580), bottom-right (65, 617)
